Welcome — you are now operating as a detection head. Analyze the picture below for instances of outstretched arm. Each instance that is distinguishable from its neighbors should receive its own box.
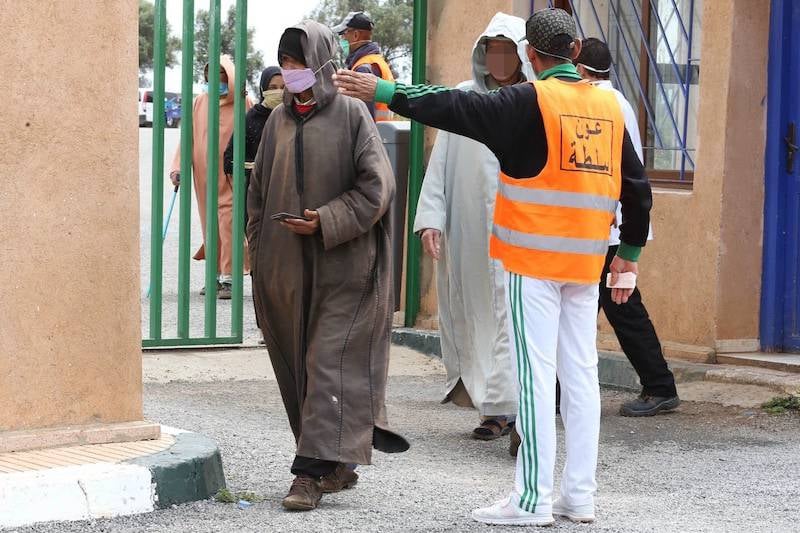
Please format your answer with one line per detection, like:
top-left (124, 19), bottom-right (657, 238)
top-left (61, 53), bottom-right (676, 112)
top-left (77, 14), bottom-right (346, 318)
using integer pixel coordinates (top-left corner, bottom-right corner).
top-left (334, 69), bottom-right (537, 163)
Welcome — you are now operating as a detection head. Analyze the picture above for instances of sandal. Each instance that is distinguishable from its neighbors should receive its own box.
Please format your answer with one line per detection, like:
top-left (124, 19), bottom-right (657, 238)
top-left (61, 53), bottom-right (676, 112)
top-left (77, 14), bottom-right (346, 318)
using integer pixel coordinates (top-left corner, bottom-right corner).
top-left (472, 417), bottom-right (512, 441)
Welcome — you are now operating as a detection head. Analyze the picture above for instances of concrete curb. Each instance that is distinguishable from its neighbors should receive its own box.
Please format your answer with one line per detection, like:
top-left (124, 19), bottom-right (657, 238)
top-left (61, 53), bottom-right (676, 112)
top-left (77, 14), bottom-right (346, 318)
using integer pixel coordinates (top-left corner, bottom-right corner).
top-left (128, 428), bottom-right (226, 509)
top-left (391, 327), bottom-right (799, 394)
top-left (0, 428), bottom-right (225, 529)
top-left (392, 328), bottom-right (442, 358)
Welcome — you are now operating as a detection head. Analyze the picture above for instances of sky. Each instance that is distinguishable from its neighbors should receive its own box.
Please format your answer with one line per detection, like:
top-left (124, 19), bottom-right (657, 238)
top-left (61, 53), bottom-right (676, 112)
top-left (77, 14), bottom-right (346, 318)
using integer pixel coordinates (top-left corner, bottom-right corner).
top-left (157, 1), bottom-right (321, 92)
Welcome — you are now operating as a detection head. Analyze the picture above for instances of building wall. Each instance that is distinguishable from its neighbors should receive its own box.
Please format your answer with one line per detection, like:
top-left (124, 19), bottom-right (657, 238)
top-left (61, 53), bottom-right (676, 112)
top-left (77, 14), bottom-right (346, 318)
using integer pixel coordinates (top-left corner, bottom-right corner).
top-left (634, 0), bottom-right (767, 352)
top-left (0, 1), bottom-right (142, 430)
top-left (418, 0), bottom-right (769, 355)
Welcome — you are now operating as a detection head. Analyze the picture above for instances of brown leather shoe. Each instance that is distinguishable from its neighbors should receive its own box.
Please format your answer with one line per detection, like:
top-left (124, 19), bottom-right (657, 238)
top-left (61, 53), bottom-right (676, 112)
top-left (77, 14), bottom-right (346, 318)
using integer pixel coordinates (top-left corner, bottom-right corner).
top-left (282, 475), bottom-right (322, 511)
top-left (319, 463), bottom-right (359, 493)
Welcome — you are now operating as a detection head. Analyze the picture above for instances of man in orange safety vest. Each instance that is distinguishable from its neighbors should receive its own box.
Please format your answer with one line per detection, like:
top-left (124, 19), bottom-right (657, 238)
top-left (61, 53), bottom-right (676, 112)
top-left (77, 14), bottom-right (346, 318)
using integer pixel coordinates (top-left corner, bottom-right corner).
top-left (333, 7), bottom-right (652, 527)
top-left (333, 11), bottom-right (395, 121)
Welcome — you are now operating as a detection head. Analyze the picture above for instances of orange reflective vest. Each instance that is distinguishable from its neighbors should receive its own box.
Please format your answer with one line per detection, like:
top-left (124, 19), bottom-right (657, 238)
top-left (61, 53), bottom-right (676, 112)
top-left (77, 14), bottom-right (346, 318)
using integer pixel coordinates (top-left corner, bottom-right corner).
top-left (489, 79), bottom-right (625, 284)
top-left (354, 53), bottom-right (395, 121)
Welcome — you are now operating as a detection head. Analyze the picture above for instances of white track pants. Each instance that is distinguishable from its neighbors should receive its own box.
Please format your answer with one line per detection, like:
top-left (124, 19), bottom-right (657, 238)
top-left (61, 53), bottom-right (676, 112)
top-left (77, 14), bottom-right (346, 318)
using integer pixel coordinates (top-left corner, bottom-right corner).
top-left (507, 272), bottom-right (600, 513)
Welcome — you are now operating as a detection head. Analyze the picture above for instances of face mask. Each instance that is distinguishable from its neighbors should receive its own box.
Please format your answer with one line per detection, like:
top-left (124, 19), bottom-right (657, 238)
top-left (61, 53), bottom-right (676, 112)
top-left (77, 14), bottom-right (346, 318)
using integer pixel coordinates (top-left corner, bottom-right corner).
top-left (280, 59), bottom-right (334, 94)
top-left (205, 82), bottom-right (229, 96)
top-left (339, 38), bottom-right (350, 57)
top-left (262, 88), bottom-right (283, 109)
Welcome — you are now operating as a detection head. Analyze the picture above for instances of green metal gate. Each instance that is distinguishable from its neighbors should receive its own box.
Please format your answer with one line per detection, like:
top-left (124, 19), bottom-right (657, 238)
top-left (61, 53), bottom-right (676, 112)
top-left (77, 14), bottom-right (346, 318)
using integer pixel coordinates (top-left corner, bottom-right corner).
top-left (144, 0), bottom-right (248, 348)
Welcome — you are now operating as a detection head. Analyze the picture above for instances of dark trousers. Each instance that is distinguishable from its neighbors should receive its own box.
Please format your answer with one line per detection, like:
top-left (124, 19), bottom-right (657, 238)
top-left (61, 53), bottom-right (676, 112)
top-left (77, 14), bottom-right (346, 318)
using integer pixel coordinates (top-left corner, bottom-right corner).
top-left (600, 245), bottom-right (677, 397)
top-left (291, 456), bottom-right (338, 478)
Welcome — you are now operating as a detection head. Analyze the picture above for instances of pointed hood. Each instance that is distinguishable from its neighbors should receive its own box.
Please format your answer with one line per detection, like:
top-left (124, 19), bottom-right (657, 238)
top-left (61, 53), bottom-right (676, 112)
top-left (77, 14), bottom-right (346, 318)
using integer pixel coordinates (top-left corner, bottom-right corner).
top-left (281, 20), bottom-right (339, 109)
top-left (204, 55), bottom-right (237, 106)
top-left (470, 12), bottom-right (535, 93)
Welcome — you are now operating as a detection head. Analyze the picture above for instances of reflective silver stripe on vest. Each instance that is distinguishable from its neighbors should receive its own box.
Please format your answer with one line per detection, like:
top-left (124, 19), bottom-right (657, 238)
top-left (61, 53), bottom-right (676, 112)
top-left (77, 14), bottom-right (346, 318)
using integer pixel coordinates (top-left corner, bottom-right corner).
top-left (493, 225), bottom-right (609, 256)
top-left (498, 180), bottom-right (618, 214)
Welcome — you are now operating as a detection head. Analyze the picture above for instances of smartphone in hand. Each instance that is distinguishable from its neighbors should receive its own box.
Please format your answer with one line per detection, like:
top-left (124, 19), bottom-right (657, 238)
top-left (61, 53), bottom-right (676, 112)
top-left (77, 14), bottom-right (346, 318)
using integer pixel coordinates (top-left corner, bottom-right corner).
top-left (271, 212), bottom-right (311, 222)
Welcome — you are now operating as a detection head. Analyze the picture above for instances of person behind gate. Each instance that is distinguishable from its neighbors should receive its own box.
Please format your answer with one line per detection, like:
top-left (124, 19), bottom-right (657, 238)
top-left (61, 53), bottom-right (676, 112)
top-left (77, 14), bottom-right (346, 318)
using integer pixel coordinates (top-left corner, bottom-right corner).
top-left (169, 56), bottom-right (252, 300)
top-left (333, 7), bottom-right (652, 527)
top-left (247, 21), bottom-right (409, 513)
top-left (332, 11), bottom-right (395, 122)
top-left (223, 66), bottom-right (284, 230)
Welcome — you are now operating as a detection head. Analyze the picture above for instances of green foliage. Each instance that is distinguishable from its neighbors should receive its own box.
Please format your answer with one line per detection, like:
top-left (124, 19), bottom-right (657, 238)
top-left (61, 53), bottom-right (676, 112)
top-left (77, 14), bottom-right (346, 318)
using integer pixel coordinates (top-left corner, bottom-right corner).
top-left (762, 394), bottom-right (800, 415)
top-left (308, 0), bottom-right (413, 75)
top-left (236, 491), bottom-right (263, 503)
top-left (138, 0), bottom-right (181, 73)
top-left (194, 5), bottom-right (265, 93)
top-left (215, 488), bottom-right (236, 503)
top-left (215, 488), bottom-right (263, 504)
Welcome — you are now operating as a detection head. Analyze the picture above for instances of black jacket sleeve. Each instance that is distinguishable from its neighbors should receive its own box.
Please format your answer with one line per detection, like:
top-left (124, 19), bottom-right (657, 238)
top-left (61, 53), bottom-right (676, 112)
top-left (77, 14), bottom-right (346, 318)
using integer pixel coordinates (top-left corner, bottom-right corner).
top-left (388, 83), bottom-right (541, 169)
top-left (618, 130), bottom-right (652, 247)
top-left (223, 133), bottom-right (234, 175)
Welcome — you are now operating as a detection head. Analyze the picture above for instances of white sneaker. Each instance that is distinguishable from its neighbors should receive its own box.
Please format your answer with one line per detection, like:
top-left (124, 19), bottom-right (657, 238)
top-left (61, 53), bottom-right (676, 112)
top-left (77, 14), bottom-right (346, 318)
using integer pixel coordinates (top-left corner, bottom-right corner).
top-left (552, 498), bottom-right (595, 523)
top-left (471, 496), bottom-right (555, 526)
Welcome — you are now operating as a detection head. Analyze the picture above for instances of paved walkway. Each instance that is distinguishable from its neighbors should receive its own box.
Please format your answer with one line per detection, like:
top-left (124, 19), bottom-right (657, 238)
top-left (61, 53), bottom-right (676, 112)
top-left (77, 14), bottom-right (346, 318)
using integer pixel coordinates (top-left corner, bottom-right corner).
top-left (20, 347), bottom-right (800, 532)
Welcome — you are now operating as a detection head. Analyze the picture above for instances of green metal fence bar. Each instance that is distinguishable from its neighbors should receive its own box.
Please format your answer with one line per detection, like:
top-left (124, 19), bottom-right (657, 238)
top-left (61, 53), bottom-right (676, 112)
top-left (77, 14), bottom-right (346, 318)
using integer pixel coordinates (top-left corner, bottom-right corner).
top-left (204, 0), bottom-right (221, 338)
top-left (230, 0), bottom-right (247, 340)
top-left (144, 0), bottom-right (250, 348)
top-left (143, 337), bottom-right (242, 349)
top-left (177, 0), bottom-right (195, 339)
top-left (405, 0), bottom-right (427, 327)
top-left (148, 0), bottom-right (168, 340)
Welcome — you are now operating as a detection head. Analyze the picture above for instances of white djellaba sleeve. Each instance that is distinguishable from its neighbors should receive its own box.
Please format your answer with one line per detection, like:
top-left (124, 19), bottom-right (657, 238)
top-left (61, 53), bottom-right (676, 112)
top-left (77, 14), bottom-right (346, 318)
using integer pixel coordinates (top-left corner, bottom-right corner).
top-left (413, 130), bottom-right (450, 234)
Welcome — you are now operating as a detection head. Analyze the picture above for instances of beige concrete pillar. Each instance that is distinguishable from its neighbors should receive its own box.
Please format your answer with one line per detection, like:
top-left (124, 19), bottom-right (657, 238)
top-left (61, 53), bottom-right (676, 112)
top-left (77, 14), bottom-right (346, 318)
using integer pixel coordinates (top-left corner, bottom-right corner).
top-left (0, 1), bottom-right (158, 449)
top-left (712, 0), bottom-right (769, 351)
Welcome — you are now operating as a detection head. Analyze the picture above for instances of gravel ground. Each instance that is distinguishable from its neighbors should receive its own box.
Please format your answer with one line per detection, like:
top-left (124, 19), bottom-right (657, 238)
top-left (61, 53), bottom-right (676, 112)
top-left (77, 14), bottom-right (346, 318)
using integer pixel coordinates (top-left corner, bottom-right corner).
top-left (14, 349), bottom-right (800, 533)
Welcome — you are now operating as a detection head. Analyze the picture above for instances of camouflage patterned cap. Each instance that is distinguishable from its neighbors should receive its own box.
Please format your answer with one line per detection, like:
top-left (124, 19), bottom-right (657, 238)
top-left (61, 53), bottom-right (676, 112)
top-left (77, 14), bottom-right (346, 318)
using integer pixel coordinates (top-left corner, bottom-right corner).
top-left (525, 8), bottom-right (578, 59)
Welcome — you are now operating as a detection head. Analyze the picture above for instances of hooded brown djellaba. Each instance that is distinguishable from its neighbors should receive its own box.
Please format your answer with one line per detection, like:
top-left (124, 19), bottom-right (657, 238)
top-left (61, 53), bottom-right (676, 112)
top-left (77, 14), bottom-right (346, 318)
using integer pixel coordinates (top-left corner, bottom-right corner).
top-left (246, 20), bottom-right (409, 465)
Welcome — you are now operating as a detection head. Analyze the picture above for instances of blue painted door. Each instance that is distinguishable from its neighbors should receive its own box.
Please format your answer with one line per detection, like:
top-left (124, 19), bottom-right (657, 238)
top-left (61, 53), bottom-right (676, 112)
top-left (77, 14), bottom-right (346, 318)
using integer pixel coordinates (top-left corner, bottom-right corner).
top-left (762, 0), bottom-right (800, 351)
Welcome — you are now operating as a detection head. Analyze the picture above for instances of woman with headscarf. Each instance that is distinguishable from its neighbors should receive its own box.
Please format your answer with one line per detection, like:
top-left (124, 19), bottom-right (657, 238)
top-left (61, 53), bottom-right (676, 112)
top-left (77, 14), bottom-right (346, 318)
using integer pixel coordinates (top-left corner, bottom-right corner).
top-left (247, 21), bottom-right (408, 512)
top-left (224, 66), bottom-right (284, 230)
top-left (170, 56), bottom-right (252, 299)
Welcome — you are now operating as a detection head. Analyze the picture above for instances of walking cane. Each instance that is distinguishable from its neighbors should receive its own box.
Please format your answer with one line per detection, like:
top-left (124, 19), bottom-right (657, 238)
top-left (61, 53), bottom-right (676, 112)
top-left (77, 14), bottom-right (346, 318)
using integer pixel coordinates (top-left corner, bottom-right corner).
top-left (146, 184), bottom-right (179, 299)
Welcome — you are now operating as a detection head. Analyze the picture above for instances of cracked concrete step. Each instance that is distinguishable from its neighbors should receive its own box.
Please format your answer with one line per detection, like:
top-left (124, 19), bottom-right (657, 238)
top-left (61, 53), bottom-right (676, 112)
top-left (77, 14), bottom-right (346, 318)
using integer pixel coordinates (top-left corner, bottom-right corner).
top-left (391, 328), bottom-right (800, 399)
top-left (715, 352), bottom-right (800, 374)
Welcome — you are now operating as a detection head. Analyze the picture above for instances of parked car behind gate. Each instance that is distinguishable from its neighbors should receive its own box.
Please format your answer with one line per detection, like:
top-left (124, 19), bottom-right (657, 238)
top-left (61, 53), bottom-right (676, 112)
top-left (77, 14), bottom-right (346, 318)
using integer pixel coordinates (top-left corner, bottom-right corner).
top-left (139, 90), bottom-right (180, 127)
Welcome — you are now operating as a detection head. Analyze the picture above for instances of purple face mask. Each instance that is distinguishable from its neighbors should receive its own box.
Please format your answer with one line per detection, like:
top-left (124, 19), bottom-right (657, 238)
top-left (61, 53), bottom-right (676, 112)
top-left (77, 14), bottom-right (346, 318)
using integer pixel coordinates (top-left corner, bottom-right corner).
top-left (281, 59), bottom-right (334, 94)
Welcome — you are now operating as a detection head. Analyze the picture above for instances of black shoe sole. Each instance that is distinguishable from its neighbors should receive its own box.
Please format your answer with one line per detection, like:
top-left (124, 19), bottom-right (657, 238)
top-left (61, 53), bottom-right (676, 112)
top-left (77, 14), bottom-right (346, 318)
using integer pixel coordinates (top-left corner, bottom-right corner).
top-left (472, 426), bottom-right (512, 441)
top-left (620, 396), bottom-right (681, 417)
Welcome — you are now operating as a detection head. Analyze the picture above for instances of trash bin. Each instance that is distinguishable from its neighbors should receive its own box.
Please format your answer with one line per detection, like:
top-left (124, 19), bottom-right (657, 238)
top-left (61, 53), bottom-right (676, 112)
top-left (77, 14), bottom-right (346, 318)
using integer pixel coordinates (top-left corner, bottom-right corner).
top-left (377, 121), bottom-right (410, 311)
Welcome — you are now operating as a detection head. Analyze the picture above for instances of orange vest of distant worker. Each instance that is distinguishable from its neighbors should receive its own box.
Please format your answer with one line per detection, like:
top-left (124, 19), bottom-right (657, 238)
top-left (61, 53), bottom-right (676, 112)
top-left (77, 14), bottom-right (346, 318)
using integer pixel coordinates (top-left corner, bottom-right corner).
top-left (354, 53), bottom-right (395, 121)
top-left (489, 79), bottom-right (625, 284)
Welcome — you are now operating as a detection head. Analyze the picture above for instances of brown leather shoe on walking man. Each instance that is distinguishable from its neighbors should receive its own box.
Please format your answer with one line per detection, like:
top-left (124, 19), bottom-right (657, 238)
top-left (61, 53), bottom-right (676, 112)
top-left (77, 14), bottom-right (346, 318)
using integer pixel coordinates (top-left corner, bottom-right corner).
top-left (282, 475), bottom-right (322, 511)
top-left (319, 463), bottom-right (359, 493)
